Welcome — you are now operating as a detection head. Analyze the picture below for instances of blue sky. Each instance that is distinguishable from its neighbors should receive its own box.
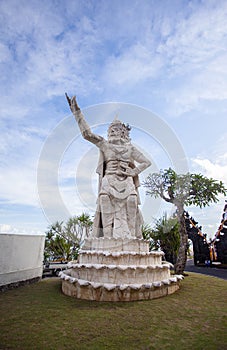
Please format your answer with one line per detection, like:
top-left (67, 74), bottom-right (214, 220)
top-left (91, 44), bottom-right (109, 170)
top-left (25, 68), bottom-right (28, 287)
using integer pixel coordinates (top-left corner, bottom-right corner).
top-left (0, 0), bottom-right (227, 238)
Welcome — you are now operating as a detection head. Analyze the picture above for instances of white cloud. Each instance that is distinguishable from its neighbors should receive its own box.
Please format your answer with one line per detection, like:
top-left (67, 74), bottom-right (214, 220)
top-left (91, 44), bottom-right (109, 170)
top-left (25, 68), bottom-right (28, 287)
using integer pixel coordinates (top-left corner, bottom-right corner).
top-left (102, 43), bottom-right (163, 86)
top-left (0, 223), bottom-right (44, 235)
top-left (192, 158), bottom-right (227, 184)
top-left (0, 124), bottom-right (47, 207)
top-left (0, 1), bottom-right (101, 121)
top-left (0, 0), bottom-right (227, 235)
top-left (191, 132), bottom-right (227, 184)
top-left (165, 53), bottom-right (227, 116)
top-left (159, 1), bottom-right (227, 70)
top-left (0, 166), bottom-right (39, 207)
top-left (158, 2), bottom-right (227, 115)
top-left (0, 224), bottom-right (16, 233)
top-left (0, 42), bottom-right (11, 62)
top-left (1, 0), bottom-right (226, 118)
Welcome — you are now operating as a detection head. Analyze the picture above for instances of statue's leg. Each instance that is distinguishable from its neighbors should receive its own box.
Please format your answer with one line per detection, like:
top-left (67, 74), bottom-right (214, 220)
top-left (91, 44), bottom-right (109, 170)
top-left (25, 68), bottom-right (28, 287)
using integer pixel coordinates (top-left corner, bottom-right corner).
top-left (127, 194), bottom-right (137, 236)
top-left (100, 194), bottom-right (113, 237)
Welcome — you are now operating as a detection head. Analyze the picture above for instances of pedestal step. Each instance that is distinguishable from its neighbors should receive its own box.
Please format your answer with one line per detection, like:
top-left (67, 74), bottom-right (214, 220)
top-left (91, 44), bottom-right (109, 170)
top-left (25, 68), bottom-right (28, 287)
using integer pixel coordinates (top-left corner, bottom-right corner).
top-left (82, 237), bottom-right (150, 253)
top-left (68, 263), bottom-right (171, 284)
top-left (60, 271), bottom-right (183, 301)
top-left (79, 250), bottom-right (164, 265)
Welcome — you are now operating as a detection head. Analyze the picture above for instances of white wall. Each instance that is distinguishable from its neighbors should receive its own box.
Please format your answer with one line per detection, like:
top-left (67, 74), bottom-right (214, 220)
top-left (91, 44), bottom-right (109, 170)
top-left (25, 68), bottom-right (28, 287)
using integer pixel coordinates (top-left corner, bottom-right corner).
top-left (0, 234), bottom-right (45, 287)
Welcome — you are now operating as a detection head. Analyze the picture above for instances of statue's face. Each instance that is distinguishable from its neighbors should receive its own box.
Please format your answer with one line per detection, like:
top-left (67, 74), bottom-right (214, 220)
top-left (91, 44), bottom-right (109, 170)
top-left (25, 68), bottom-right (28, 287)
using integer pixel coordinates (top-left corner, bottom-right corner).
top-left (108, 122), bottom-right (131, 144)
top-left (108, 125), bottom-right (122, 143)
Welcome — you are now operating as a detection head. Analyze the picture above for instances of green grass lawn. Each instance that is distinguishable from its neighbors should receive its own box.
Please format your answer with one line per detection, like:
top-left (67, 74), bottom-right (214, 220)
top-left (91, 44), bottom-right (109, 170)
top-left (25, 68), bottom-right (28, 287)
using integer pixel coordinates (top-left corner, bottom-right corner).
top-left (0, 273), bottom-right (226, 350)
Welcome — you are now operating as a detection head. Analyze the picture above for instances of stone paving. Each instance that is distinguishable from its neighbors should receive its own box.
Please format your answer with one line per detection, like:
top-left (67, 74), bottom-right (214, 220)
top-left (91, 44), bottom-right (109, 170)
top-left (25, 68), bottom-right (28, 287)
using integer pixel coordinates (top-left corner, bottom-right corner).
top-left (185, 259), bottom-right (227, 280)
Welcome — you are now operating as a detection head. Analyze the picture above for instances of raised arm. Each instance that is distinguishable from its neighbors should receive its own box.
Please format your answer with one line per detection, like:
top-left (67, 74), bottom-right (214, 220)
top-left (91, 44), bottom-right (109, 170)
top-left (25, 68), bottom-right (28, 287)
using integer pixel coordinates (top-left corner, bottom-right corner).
top-left (65, 93), bottom-right (104, 145)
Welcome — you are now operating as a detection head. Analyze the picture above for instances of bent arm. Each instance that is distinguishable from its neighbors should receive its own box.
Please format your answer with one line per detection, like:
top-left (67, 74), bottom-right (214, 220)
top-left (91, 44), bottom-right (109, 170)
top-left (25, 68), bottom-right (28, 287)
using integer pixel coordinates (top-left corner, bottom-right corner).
top-left (119, 146), bottom-right (151, 177)
top-left (131, 146), bottom-right (151, 175)
top-left (66, 94), bottom-right (103, 145)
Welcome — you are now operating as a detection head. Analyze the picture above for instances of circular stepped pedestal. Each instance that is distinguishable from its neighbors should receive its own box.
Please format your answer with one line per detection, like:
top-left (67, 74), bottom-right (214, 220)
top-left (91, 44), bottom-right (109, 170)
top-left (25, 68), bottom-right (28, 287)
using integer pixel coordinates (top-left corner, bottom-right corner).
top-left (60, 237), bottom-right (183, 301)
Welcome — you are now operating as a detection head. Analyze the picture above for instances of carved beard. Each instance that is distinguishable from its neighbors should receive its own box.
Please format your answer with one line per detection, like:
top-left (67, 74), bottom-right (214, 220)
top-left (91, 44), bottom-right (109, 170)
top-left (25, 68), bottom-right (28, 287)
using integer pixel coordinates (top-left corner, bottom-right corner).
top-left (108, 135), bottom-right (124, 144)
top-left (108, 130), bottom-right (131, 144)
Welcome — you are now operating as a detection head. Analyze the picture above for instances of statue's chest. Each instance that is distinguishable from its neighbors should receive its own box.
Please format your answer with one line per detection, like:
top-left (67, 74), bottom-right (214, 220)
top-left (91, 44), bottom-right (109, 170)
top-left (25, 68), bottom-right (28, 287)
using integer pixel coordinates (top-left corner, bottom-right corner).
top-left (105, 145), bottom-right (131, 161)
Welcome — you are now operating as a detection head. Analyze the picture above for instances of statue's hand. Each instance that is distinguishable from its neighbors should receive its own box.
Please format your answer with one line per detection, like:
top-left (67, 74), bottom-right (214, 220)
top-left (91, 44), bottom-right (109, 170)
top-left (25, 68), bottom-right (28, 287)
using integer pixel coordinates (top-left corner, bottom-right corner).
top-left (65, 93), bottom-right (80, 113)
top-left (120, 166), bottom-right (138, 177)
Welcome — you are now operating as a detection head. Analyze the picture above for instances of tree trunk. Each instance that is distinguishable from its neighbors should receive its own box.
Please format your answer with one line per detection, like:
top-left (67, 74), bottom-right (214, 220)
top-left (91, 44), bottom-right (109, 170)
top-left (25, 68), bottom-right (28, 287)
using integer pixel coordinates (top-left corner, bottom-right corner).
top-left (174, 205), bottom-right (188, 274)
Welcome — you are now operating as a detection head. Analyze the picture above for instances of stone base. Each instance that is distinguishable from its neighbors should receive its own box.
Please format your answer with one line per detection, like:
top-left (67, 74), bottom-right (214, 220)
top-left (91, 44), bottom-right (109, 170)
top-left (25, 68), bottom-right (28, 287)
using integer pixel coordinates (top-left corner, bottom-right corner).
top-left (60, 237), bottom-right (183, 301)
top-left (61, 275), bottom-right (182, 301)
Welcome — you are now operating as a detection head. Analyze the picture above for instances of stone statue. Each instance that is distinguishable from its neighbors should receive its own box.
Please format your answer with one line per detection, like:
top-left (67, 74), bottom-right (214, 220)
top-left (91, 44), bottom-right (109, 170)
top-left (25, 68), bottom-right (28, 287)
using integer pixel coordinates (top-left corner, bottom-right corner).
top-left (66, 94), bottom-right (151, 239)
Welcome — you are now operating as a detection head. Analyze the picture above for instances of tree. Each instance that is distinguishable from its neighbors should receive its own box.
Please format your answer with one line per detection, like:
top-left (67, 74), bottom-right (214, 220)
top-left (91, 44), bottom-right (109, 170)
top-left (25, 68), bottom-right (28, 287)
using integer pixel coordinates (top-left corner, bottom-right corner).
top-left (44, 213), bottom-right (93, 261)
top-left (143, 168), bottom-right (226, 274)
top-left (142, 214), bottom-right (180, 265)
top-left (142, 223), bottom-right (159, 251)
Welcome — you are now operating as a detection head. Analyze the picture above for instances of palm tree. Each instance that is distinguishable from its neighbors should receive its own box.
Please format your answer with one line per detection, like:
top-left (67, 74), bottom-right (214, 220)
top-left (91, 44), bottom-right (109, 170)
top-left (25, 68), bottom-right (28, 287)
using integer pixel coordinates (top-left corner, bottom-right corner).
top-left (45, 213), bottom-right (93, 261)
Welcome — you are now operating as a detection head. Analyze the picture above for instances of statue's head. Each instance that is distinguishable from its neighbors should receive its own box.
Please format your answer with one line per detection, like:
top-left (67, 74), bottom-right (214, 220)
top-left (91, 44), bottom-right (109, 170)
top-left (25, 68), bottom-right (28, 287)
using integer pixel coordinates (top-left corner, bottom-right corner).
top-left (108, 117), bottom-right (131, 143)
